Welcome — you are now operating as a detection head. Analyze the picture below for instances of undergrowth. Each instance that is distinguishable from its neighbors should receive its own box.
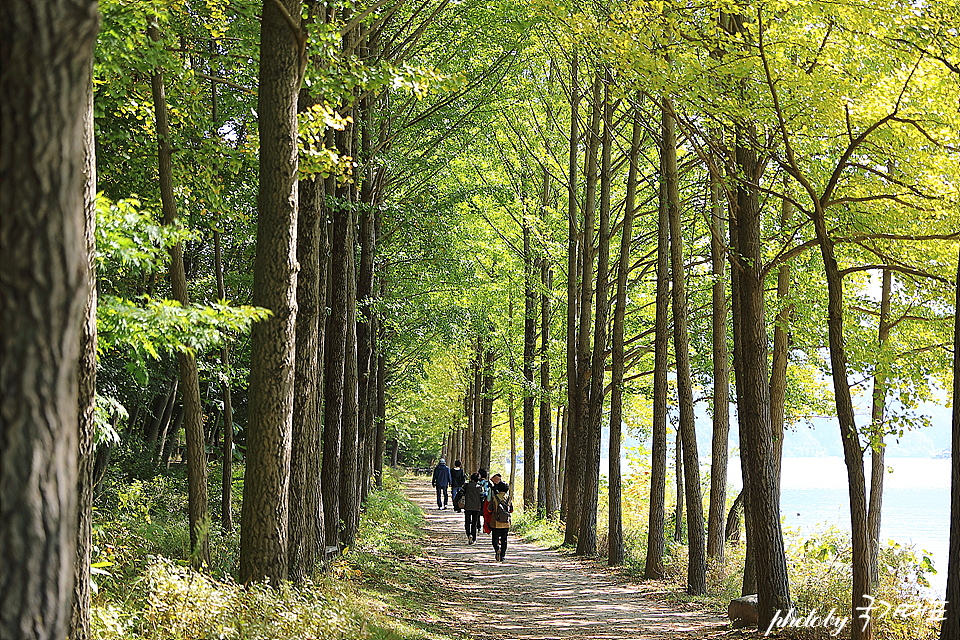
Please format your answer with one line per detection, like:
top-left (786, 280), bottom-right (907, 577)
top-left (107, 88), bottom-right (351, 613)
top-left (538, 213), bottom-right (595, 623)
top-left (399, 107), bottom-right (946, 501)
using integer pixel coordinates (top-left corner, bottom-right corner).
top-left (90, 466), bottom-right (453, 640)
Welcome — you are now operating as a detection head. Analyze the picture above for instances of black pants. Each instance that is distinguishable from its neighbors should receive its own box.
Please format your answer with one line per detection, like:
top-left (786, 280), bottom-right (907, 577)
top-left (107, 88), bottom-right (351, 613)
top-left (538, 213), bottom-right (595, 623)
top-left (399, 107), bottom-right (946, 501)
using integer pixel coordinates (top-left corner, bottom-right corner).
top-left (492, 527), bottom-right (508, 557)
top-left (464, 510), bottom-right (481, 538)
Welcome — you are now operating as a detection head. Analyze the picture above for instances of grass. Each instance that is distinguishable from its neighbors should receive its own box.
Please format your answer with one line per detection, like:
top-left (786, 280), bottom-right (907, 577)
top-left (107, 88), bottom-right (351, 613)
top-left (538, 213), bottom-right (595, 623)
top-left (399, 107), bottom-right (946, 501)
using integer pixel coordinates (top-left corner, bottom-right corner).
top-left (90, 465), bottom-right (459, 640)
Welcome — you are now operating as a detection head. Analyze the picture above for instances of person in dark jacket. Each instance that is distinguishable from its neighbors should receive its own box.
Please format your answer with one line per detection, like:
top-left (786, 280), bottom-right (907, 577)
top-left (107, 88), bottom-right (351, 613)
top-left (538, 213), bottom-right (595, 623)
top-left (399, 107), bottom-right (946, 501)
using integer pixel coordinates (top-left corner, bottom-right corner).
top-left (461, 472), bottom-right (485, 544)
top-left (431, 458), bottom-right (452, 509)
top-left (488, 473), bottom-right (511, 561)
top-left (450, 460), bottom-right (466, 511)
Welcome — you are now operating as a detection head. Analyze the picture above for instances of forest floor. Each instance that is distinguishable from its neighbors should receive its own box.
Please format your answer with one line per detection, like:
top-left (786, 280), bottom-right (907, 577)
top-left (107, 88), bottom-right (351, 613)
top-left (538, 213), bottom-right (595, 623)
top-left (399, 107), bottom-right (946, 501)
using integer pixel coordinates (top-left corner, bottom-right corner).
top-left (400, 485), bottom-right (757, 640)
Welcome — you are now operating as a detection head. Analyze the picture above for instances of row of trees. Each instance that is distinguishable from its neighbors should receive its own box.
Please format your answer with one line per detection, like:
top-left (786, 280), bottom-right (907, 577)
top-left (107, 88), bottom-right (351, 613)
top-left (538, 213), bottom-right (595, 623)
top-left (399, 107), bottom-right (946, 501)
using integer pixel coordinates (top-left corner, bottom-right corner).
top-left (430, 3), bottom-right (960, 640)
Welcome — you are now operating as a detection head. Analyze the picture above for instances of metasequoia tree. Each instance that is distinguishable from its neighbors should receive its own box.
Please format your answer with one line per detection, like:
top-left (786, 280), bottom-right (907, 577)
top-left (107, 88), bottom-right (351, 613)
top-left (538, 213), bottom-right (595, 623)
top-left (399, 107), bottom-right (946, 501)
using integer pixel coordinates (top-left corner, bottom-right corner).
top-left (148, 15), bottom-right (209, 567)
top-left (239, 0), bottom-right (303, 584)
top-left (1, 0), bottom-right (99, 637)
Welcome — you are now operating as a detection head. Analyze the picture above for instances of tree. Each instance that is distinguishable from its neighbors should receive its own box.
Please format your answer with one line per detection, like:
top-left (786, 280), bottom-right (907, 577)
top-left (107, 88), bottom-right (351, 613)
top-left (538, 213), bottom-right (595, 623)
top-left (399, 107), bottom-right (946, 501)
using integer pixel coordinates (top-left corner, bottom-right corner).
top-left (239, 0), bottom-right (303, 584)
top-left (148, 15), bottom-right (209, 567)
top-left (664, 95), bottom-right (706, 595)
top-left (0, 0), bottom-right (99, 636)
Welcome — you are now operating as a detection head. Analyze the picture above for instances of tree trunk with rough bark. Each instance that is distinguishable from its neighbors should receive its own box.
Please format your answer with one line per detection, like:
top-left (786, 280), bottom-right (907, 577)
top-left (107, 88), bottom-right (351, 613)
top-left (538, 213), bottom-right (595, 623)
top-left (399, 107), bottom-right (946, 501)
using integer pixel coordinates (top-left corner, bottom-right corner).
top-left (867, 269), bottom-right (891, 588)
top-left (732, 122), bottom-right (792, 627)
top-left (608, 105), bottom-right (641, 567)
top-left (562, 48), bottom-right (581, 538)
top-left (522, 224), bottom-right (537, 510)
top-left (1, 0), bottom-right (97, 634)
top-left (706, 161), bottom-right (730, 564)
top-left (239, 0), bottom-right (302, 584)
top-left (644, 128), bottom-right (670, 580)
top-left (214, 231), bottom-right (235, 533)
top-left (148, 17), bottom-right (208, 566)
top-left (664, 96), bottom-right (706, 594)
top-left (72, 61), bottom-right (98, 640)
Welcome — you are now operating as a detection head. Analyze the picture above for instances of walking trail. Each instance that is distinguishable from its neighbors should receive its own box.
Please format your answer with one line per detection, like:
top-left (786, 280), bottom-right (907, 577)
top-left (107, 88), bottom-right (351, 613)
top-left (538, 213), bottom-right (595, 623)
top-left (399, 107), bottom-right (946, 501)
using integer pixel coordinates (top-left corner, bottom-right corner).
top-left (404, 485), bottom-right (740, 640)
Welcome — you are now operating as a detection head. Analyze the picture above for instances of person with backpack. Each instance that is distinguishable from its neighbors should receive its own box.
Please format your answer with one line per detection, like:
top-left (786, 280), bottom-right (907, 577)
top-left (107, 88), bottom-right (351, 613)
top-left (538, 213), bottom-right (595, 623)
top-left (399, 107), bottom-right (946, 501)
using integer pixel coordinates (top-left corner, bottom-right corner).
top-left (450, 460), bottom-right (466, 512)
top-left (477, 468), bottom-right (493, 533)
top-left (431, 458), bottom-right (452, 510)
top-left (459, 472), bottom-right (485, 544)
top-left (487, 473), bottom-right (512, 561)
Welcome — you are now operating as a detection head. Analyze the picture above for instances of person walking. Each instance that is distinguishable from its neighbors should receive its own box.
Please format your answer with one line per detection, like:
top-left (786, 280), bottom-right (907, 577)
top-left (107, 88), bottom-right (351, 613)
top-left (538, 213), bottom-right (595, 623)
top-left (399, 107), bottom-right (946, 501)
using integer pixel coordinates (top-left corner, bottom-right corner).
top-left (460, 472), bottom-right (484, 544)
top-left (431, 458), bottom-right (452, 510)
top-left (488, 473), bottom-right (512, 561)
top-left (477, 468), bottom-right (492, 532)
top-left (450, 460), bottom-right (466, 512)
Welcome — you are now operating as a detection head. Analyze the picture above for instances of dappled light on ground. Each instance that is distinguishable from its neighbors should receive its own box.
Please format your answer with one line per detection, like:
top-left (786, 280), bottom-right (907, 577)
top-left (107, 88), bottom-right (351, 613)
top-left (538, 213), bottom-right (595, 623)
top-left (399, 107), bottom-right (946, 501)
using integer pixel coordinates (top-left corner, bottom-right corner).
top-left (408, 486), bottom-right (732, 640)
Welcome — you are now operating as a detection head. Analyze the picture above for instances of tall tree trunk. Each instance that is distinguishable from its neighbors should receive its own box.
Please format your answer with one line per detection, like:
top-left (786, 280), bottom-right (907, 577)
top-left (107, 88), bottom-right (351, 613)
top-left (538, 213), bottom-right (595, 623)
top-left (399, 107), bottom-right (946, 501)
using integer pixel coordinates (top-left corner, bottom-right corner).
top-left (340, 228), bottom-right (360, 546)
top-left (149, 17), bottom-right (208, 566)
top-left (608, 104), bottom-right (641, 567)
top-left (522, 224), bottom-right (537, 509)
top-left (941, 244), bottom-right (960, 640)
top-left (809, 205), bottom-right (871, 639)
top-left (644, 124), bottom-right (670, 579)
top-left (239, 0), bottom-right (302, 584)
top-left (0, 0), bottom-right (97, 634)
top-left (562, 48), bottom-right (581, 536)
top-left (508, 392), bottom-right (517, 491)
top-left (539, 261), bottom-right (558, 516)
top-left (374, 352), bottom-right (387, 488)
top-left (578, 71), bottom-right (610, 556)
top-left (568, 71), bottom-right (602, 548)
top-left (664, 96), bottom-right (706, 594)
top-left (72, 59), bottom-right (98, 640)
top-left (473, 341), bottom-right (483, 471)
top-left (769, 178), bottom-right (793, 488)
top-left (706, 157), bottom-right (730, 563)
top-left (480, 342), bottom-right (494, 472)
top-left (674, 428), bottom-right (684, 543)
top-left (322, 184), bottom-right (350, 551)
top-left (288, 115), bottom-right (327, 580)
top-left (732, 122), bottom-right (792, 625)
top-left (867, 269), bottom-right (891, 587)
top-left (214, 231), bottom-right (235, 533)
top-left (537, 62), bottom-right (558, 518)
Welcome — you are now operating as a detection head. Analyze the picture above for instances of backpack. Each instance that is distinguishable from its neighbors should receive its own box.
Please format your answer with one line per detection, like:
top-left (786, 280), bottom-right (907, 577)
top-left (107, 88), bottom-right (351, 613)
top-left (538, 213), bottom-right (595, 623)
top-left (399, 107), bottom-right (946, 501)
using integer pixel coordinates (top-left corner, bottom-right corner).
top-left (494, 492), bottom-right (512, 523)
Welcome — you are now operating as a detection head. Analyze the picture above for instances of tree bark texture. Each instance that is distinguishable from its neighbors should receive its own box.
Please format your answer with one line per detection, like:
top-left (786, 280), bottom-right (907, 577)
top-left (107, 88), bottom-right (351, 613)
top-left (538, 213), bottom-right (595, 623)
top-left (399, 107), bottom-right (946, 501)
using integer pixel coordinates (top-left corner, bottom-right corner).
top-left (538, 262), bottom-right (558, 517)
top-left (149, 18), bottom-right (209, 566)
top-left (644, 132), bottom-right (670, 580)
top-left (0, 0), bottom-right (98, 635)
top-left (214, 231), bottom-right (236, 533)
top-left (288, 161), bottom-right (326, 580)
top-left (579, 72), bottom-right (612, 556)
top-left (480, 344), bottom-right (494, 472)
top-left (322, 199), bottom-right (349, 550)
top-left (608, 106), bottom-right (642, 567)
top-left (811, 206), bottom-right (871, 640)
top-left (239, 0), bottom-right (302, 584)
top-left (733, 123), bottom-right (792, 626)
top-left (940, 245), bottom-right (960, 640)
top-left (569, 73), bottom-right (602, 549)
top-left (522, 224), bottom-right (537, 510)
top-left (867, 269), bottom-right (891, 588)
top-left (706, 160), bottom-right (730, 563)
top-left (664, 96), bottom-right (707, 594)
top-left (769, 179), bottom-right (793, 488)
top-left (72, 61), bottom-right (97, 640)
top-left (562, 47), bottom-right (581, 536)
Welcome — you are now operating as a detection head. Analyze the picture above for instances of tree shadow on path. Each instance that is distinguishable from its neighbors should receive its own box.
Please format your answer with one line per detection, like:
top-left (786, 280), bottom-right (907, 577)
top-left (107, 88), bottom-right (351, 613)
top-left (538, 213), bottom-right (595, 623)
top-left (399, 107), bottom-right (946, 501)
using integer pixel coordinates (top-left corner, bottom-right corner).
top-left (405, 484), bottom-right (737, 640)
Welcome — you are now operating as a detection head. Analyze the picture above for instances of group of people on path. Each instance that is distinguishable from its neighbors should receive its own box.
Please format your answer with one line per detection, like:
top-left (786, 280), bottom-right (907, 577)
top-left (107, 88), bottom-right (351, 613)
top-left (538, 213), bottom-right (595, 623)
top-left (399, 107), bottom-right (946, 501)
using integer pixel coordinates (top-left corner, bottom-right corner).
top-left (431, 459), bottom-right (513, 562)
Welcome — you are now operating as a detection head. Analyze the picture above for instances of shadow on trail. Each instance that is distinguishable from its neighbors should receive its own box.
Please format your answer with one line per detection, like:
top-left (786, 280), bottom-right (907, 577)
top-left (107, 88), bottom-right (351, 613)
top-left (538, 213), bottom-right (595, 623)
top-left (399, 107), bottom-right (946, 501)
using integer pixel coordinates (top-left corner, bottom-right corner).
top-left (407, 484), bottom-right (731, 640)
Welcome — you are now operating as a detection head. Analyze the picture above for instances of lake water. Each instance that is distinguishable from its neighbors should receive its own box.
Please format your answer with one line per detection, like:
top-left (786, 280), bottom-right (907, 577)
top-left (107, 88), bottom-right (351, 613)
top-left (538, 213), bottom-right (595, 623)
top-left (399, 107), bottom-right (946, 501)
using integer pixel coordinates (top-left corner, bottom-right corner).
top-left (729, 457), bottom-right (952, 596)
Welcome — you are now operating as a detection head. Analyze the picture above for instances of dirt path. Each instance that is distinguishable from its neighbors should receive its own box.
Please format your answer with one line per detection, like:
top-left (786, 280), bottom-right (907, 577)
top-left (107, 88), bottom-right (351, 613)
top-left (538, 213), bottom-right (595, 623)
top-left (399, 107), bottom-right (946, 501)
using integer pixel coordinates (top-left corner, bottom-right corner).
top-left (406, 485), bottom-right (736, 640)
